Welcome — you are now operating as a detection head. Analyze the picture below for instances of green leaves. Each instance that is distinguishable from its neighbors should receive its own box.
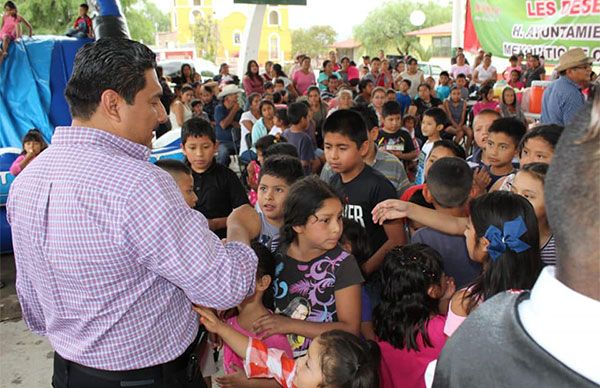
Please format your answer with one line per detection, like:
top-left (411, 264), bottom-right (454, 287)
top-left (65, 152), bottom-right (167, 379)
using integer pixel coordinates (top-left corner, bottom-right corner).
top-left (353, 0), bottom-right (451, 56)
top-left (20, 0), bottom-right (169, 43)
top-left (291, 25), bottom-right (337, 59)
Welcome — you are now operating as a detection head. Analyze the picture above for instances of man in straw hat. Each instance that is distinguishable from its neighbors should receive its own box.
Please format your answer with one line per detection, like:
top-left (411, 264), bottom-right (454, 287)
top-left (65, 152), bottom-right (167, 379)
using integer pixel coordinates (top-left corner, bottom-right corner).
top-left (541, 48), bottom-right (593, 126)
top-left (214, 83), bottom-right (244, 166)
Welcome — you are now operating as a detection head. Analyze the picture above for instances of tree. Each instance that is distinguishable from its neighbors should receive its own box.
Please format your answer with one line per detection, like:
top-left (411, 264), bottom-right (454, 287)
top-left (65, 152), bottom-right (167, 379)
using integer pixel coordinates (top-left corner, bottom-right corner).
top-left (353, 0), bottom-right (451, 56)
top-left (19, 0), bottom-right (169, 43)
top-left (191, 13), bottom-right (218, 61)
top-left (291, 25), bottom-right (337, 60)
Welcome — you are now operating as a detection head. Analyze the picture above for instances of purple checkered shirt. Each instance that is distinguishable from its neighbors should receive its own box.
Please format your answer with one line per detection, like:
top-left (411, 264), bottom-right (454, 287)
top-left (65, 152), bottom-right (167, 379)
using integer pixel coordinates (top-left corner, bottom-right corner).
top-left (7, 126), bottom-right (258, 371)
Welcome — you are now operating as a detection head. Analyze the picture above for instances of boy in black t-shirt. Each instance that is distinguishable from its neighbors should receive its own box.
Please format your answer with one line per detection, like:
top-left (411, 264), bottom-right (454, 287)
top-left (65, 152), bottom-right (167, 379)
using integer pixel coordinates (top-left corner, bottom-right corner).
top-left (376, 101), bottom-right (419, 167)
top-left (181, 118), bottom-right (248, 238)
top-left (323, 109), bottom-right (406, 276)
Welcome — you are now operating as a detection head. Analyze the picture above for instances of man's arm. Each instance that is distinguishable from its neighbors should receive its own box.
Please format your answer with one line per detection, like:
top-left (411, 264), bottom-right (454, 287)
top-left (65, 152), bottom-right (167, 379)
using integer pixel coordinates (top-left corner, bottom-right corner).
top-left (219, 104), bottom-right (241, 130)
top-left (126, 170), bottom-right (257, 310)
top-left (227, 204), bottom-right (262, 243)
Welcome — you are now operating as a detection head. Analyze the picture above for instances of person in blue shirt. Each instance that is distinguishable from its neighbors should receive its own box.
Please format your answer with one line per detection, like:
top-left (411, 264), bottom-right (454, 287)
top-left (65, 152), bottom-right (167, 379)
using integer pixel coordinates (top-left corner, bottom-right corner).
top-left (541, 48), bottom-right (592, 127)
top-left (214, 84), bottom-right (244, 166)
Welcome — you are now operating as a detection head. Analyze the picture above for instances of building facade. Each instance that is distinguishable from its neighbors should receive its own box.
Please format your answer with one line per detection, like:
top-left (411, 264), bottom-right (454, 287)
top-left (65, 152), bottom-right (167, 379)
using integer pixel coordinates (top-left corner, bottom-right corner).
top-left (171, 0), bottom-right (292, 66)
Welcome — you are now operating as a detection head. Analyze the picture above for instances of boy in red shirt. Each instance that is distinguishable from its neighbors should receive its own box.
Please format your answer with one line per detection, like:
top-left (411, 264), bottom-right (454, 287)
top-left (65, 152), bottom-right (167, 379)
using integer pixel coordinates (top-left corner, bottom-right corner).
top-left (66, 4), bottom-right (94, 39)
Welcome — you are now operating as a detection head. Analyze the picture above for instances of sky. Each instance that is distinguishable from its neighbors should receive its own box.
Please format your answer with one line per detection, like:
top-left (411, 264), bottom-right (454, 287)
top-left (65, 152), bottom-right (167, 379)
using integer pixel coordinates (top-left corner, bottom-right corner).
top-left (150, 0), bottom-right (388, 40)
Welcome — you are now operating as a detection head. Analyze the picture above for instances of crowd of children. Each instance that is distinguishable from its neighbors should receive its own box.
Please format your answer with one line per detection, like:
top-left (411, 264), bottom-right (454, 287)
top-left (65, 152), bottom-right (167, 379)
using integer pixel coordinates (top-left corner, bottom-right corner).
top-left (10, 43), bottom-right (598, 387)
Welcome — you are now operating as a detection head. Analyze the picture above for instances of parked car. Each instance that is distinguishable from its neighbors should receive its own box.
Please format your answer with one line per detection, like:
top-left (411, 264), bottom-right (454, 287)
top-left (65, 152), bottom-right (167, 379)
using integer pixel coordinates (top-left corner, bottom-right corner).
top-left (158, 58), bottom-right (219, 83)
top-left (418, 62), bottom-right (443, 82)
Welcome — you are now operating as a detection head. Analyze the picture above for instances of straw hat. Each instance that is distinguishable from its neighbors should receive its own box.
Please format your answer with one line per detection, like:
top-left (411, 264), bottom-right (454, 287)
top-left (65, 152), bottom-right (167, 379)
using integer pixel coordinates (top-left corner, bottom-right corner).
top-left (217, 84), bottom-right (243, 99)
top-left (555, 48), bottom-right (593, 72)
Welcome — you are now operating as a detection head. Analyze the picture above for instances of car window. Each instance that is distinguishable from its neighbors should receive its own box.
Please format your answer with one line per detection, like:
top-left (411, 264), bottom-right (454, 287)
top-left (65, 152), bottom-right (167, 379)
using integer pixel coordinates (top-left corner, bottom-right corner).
top-left (431, 66), bottom-right (442, 76)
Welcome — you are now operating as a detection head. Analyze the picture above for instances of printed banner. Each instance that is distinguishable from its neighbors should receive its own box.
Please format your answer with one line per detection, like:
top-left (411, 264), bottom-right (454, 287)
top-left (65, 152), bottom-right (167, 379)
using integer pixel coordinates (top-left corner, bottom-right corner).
top-left (470, 0), bottom-right (600, 62)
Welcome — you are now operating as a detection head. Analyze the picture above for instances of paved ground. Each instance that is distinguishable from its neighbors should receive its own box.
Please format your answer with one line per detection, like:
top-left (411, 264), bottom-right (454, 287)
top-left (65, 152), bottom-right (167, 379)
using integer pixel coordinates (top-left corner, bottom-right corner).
top-left (0, 253), bottom-right (225, 387)
top-left (1, 254), bottom-right (53, 388)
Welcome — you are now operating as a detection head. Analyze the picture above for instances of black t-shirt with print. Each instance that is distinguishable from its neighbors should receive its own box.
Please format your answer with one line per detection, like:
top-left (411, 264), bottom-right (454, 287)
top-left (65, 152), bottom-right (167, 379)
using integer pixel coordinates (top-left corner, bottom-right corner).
top-left (329, 165), bottom-right (397, 252)
top-left (273, 245), bottom-right (363, 357)
top-left (376, 130), bottom-right (416, 154)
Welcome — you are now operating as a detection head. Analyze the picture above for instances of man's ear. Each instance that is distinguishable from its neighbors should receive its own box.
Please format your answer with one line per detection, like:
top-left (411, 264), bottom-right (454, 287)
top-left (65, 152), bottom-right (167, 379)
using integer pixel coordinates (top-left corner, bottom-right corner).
top-left (422, 185), bottom-right (435, 205)
top-left (99, 89), bottom-right (124, 123)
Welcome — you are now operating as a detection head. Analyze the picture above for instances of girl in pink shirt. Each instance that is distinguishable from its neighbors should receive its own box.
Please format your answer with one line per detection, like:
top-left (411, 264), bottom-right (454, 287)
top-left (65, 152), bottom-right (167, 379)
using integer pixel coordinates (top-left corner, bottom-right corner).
top-left (375, 244), bottom-right (455, 388)
top-left (217, 242), bottom-right (293, 387)
top-left (472, 85), bottom-right (498, 117)
top-left (0, 1), bottom-right (32, 66)
top-left (9, 129), bottom-right (47, 176)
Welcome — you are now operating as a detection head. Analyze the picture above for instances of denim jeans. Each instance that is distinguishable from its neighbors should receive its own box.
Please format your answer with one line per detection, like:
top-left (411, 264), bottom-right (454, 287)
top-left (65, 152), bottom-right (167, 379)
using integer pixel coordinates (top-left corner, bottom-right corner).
top-left (216, 140), bottom-right (237, 166)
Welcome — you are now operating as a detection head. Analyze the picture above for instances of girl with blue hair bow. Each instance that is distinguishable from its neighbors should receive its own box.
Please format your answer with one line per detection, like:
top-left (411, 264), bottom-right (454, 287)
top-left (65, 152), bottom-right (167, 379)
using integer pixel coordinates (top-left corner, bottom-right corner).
top-left (373, 191), bottom-right (543, 336)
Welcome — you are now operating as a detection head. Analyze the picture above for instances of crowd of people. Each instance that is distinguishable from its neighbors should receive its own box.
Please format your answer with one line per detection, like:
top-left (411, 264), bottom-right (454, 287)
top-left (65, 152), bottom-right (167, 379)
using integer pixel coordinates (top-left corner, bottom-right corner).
top-left (6, 33), bottom-right (599, 388)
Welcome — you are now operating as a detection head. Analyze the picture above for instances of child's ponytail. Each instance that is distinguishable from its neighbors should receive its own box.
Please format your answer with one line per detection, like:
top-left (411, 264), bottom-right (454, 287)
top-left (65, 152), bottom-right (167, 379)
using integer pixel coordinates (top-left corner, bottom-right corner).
top-left (466, 191), bottom-right (542, 313)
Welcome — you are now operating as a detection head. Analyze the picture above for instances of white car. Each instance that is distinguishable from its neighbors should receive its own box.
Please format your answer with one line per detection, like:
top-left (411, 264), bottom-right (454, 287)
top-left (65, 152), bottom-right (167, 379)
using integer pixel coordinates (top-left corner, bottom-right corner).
top-left (158, 58), bottom-right (219, 82)
top-left (418, 62), bottom-right (444, 82)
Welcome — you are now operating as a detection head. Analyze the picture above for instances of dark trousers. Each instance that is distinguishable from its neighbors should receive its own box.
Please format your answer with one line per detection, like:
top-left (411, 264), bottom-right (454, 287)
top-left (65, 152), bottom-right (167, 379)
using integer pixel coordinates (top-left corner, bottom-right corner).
top-left (52, 333), bottom-right (207, 388)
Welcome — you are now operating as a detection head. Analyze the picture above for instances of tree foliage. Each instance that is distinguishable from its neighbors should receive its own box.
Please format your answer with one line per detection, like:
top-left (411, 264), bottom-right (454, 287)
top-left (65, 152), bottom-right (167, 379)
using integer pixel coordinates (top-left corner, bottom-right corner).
top-left (192, 13), bottom-right (218, 61)
top-left (19, 0), bottom-right (169, 43)
top-left (291, 25), bottom-right (337, 60)
top-left (353, 0), bottom-right (451, 56)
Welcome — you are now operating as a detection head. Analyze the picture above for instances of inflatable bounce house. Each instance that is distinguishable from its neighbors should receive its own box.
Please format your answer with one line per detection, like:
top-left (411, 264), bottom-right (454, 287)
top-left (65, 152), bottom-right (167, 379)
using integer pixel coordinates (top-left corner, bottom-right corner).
top-left (0, 0), bottom-right (182, 253)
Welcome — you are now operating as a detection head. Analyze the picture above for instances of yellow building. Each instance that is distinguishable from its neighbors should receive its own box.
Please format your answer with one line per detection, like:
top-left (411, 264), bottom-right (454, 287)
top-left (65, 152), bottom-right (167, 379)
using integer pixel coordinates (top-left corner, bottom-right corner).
top-left (171, 0), bottom-right (292, 65)
top-left (405, 22), bottom-right (452, 58)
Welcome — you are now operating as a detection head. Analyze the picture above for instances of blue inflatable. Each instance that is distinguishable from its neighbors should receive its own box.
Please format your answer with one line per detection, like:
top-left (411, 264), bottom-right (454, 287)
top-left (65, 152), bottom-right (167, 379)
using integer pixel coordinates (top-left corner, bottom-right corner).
top-left (0, 148), bottom-right (19, 253)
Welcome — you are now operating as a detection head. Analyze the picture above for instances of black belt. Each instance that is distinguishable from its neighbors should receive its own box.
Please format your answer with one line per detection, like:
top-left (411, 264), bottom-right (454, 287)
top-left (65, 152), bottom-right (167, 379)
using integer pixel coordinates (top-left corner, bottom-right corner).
top-left (55, 329), bottom-right (205, 384)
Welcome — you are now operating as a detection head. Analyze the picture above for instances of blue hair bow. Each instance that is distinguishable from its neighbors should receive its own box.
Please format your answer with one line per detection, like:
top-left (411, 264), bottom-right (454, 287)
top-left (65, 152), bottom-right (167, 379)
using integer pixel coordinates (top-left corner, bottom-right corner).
top-left (484, 216), bottom-right (531, 261)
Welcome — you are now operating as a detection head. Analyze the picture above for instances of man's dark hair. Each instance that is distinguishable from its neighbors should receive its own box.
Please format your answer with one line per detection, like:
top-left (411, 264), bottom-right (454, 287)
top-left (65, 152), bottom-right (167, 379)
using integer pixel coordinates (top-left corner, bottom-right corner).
top-left (426, 157), bottom-right (473, 208)
top-left (155, 158), bottom-right (192, 177)
top-left (401, 78), bottom-right (412, 88)
top-left (190, 99), bottom-right (202, 109)
top-left (358, 78), bottom-right (373, 93)
top-left (422, 107), bottom-right (448, 127)
top-left (439, 71), bottom-right (450, 78)
top-left (545, 100), bottom-right (599, 289)
top-left (371, 57), bottom-right (381, 63)
top-left (80, 3), bottom-right (89, 11)
top-left (181, 117), bottom-right (216, 144)
top-left (259, 154), bottom-right (304, 186)
top-left (382, 101), bottom-right (402, 118)
top-left (65, 38), bottom-right (157, 120)
top-left (456, 73), bottom-right (467, 80)
top-left (418, 83), bottom-right (431, 91)
top-left (488, 117), bottom-right (527, 147)
top-left (274, 78), bottom-right (285, 86)
top-left (407, 58), bottom-right (418, 65)
top-left (323, 109), bottom-right (368, 149)
top-left (350, 105), bottom-right (378, 131)
top-left (287, 102), bottom-right (309, 125)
